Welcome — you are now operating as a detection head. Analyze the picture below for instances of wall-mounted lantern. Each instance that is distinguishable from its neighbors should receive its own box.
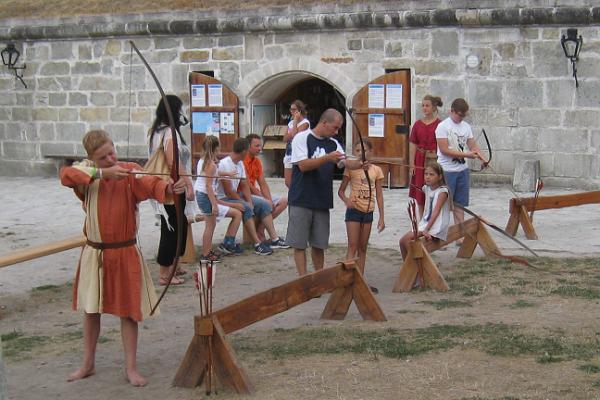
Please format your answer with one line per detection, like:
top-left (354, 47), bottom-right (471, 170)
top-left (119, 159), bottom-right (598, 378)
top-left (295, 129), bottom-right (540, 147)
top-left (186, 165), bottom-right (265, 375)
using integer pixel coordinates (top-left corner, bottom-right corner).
top-left (1, 43), bottom-right (27, 88)
top-left (560, 28), bottom-right (583, 88)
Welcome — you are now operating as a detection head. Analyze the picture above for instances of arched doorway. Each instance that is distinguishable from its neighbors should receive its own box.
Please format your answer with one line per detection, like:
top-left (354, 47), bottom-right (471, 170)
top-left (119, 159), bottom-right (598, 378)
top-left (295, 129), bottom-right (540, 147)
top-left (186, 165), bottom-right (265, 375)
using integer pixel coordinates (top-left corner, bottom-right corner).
top-left (247, 72), bottom-right (345, 178)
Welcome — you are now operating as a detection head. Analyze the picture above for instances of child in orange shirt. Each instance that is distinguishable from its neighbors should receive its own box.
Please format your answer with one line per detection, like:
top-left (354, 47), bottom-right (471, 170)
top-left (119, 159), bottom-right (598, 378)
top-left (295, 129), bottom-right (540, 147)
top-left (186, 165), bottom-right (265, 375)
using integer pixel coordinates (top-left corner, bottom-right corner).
top-left (338, 140), bottom-right (385, 292)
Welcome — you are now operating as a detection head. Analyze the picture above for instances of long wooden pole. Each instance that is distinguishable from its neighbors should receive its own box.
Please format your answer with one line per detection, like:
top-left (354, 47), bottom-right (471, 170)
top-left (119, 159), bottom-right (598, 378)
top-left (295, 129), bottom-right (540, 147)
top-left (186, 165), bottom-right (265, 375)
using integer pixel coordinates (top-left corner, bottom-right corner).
top-left (0, 235), bottom-right (86, 268)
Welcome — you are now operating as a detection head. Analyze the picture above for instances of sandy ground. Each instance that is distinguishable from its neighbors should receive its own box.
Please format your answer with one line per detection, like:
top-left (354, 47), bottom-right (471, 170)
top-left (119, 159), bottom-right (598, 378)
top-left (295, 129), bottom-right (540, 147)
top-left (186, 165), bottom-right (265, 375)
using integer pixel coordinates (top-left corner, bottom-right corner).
top-left (1, 177), bottom-right (600, 399)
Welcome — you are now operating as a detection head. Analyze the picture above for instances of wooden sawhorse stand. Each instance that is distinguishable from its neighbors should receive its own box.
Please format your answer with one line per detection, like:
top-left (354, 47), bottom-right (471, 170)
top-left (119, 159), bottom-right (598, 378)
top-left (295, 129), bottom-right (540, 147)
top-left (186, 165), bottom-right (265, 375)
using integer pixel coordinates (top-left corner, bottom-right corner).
top-left (173, 261), bottom-right (387, 394)
top-left (393, 218), bottom-right (502, 292)
top-left (505, 190), bottom-right (600, 240)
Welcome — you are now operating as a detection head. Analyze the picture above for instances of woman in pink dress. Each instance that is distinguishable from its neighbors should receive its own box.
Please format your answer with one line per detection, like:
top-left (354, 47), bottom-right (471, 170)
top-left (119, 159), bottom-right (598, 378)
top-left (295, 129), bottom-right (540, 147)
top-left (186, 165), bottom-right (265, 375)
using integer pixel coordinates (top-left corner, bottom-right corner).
top-left (408, 95), bottom-right (443, 216)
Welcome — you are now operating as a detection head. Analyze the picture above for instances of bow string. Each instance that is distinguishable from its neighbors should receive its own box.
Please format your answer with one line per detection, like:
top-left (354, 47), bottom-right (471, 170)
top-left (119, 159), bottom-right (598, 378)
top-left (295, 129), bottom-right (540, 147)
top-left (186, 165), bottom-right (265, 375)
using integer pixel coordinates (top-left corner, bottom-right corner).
top-left (129, 40), bottom-right (185, 315)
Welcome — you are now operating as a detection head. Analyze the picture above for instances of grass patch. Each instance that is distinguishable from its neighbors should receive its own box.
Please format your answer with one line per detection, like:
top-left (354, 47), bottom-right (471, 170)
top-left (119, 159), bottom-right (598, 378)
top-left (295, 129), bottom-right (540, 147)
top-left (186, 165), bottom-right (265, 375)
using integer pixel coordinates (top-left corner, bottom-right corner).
top-left (418, 299), bottom-right (472, 310)
top-left (445, 257), bottom-right (600, 300)
top-left (509, 300), bottom-right (536, 309)
top-left (396, 310), bottom-right (426, 314)
top-left (233, 323), bottom-right (600, 365)
top-left (32, 284), bottom-right (62, 292)
top-left (579, 364), bottom-right (600, 374)
top-left (1, 329), bottom-right (113, 360)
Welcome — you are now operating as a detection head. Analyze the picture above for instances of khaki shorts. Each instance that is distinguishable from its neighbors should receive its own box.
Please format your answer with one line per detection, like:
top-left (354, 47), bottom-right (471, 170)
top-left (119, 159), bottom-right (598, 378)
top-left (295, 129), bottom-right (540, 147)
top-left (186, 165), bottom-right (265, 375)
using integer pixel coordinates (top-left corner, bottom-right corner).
top-left (285, 205), bottom-right (330, 250)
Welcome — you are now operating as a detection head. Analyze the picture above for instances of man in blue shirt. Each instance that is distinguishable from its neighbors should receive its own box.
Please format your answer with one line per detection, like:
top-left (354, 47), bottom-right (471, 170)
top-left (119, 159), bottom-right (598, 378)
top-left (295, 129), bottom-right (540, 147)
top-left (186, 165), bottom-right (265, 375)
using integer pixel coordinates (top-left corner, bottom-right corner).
top-left (287, 108), bottom-right (365, 275)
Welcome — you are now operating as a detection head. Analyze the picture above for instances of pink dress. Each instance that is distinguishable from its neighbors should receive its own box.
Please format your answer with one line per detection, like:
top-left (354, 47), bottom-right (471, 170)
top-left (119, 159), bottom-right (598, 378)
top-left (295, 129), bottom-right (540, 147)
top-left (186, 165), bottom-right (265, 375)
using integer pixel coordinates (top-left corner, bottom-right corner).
top-left (408, 118), bottom-right (440, 206)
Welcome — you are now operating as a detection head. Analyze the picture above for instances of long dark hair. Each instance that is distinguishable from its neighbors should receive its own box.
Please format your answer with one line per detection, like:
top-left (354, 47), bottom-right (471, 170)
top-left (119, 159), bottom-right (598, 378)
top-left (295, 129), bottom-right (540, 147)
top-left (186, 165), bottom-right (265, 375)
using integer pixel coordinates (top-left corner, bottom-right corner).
top-left (149, 94), bottom-right (186, 145)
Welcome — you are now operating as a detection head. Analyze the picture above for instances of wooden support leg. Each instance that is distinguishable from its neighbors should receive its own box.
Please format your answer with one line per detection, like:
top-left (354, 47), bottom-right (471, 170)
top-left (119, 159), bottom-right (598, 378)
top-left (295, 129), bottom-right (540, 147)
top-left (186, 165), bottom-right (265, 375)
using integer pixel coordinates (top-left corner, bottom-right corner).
top-left (457, 228), bottom-right (478, 258)
top-left (180, 223), bottom-right (196, 264)
top-left (474, 221), bottom-right (502, 258)
top-left (173, 316), bottom-right (254, 394)
top-left (172, 334), bottom-right (209, 388)
top-left (351, 270), bottom-right (387, 320)
top-left (321, 263), bottom-right (386, 321)
top-left (212, 318), bottom-right (254, 394)
top-left (517, 205), bottom-right (538, 240)
top-left (394, 240), bottom-right (448, 292)
top-left (505, 209), bottom-right (520, 237)
top-left (320, 286), bottom-right (353, 320)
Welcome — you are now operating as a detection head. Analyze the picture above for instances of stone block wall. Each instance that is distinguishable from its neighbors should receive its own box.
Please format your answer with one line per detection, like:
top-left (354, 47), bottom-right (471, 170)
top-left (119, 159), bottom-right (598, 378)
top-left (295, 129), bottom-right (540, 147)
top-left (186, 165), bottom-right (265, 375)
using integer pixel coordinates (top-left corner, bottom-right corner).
top-left (0, 1), bottom-right (599, 188)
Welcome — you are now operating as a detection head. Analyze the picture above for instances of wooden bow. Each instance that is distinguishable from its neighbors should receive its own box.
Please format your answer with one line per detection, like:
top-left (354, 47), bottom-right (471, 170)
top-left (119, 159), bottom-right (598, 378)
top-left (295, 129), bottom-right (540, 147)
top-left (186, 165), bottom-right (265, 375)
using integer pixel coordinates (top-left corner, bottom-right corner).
top-left (129, 40), bottom-right (184, 315)
top-left (335, 92), bottom-right (372, 225)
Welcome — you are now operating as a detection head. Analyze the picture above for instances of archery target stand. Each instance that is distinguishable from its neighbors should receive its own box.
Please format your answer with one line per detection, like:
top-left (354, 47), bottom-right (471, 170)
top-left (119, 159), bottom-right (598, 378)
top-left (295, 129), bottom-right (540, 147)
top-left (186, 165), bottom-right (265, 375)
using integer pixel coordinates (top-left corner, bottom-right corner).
top-left (393, 218), bottom-right (501, 292)
top-left (173, 260), bottom-right (386, 394)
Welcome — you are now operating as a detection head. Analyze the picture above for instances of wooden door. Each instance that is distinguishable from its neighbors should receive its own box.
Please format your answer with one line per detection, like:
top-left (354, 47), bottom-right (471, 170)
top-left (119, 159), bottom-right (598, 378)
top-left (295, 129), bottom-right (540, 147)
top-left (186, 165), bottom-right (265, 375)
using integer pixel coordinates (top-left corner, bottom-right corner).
top-left (189, 72), bottom-right (240, 174)
top-left (351, 70), bottom-right (411, 187)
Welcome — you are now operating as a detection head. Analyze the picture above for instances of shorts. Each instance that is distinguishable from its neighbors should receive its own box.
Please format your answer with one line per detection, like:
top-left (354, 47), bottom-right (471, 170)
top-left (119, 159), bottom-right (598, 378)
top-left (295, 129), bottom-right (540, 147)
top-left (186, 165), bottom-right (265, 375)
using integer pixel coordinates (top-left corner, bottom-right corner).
top-left (444, 169), bottom-right (469, 206)
top-left (222, 195), bottom-right (272, 222)
top-left (195, 191), bottom-right (230, 222)
top-left (345, 208), bottom-right (374, 223)
top-left (286, 205), bottom-right (330, 250)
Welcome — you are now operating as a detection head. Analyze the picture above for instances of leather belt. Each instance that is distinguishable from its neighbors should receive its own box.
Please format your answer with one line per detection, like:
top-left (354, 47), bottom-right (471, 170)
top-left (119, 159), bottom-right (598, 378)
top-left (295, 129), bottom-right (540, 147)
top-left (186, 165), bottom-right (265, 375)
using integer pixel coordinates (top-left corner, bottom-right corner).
top-left (86, 238), bottom-right (137, 250)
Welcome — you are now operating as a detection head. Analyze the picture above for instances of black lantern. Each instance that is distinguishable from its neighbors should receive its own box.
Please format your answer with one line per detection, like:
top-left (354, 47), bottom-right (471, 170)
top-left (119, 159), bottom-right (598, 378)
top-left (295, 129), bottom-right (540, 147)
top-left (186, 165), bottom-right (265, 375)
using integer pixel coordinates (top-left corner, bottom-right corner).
top-left (560, 28), bottom-right (583, 88)
top-left (1, 43), bottom-right (27, 88)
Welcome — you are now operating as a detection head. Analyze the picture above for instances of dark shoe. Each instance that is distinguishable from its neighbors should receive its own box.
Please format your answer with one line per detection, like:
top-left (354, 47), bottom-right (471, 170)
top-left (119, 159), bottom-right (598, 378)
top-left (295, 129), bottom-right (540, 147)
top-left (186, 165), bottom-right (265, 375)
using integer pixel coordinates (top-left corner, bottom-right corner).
top-left (270, 237), bottom-right (291, 249)
top-left (254, 242), bottom-right (273, 255)
top-left (369, 286), bottom-right (379, 294)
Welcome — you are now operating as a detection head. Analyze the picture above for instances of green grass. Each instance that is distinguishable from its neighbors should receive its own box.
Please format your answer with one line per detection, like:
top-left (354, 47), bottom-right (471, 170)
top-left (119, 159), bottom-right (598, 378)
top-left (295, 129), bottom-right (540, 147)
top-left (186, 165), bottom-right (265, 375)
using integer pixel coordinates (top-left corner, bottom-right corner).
top-left (1, 329), bottom-right (113, 360)
top-left (446, 257), bottom-right (600, 300)
top-left (509, 300), bottom-right (536, 309)
top-left (418, 299), bottom-right (473, 310)
top-left (233, 323), bottom-right (600, 365)
top-left (578, 364), bottom-right (600, 374)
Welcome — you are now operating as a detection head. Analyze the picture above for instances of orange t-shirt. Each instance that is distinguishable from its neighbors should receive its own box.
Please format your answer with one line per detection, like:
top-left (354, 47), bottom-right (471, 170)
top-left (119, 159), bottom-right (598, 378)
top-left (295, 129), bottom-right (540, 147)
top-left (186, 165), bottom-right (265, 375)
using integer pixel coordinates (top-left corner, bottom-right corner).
top-left (243, 154), bottom-right (263, 190)
top-left (343, 165), bottom-right (384, 213)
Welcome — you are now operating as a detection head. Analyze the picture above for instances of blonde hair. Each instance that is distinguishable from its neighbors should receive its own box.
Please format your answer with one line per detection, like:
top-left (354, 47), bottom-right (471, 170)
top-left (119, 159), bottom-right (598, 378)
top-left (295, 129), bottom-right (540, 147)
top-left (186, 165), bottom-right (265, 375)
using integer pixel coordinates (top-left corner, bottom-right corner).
top-left (82, 129), bottom-right (112, 156)
top-left (200, 136), bottom-right (220, 173)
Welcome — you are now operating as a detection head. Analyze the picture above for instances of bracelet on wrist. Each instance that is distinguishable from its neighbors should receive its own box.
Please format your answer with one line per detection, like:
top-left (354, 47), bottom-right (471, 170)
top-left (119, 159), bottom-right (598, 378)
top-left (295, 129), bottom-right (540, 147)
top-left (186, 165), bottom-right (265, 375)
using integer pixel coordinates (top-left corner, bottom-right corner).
top-left (98, 168), bottom-right (103, 179)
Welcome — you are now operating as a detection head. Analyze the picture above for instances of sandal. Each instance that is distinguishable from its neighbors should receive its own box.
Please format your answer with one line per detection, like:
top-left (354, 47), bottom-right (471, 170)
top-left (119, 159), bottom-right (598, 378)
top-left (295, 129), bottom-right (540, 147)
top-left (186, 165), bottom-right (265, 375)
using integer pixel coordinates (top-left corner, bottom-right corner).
top-left (175, 268), bottom-right (189, 276)
top-left (159, 276), bottom-right (185, 286)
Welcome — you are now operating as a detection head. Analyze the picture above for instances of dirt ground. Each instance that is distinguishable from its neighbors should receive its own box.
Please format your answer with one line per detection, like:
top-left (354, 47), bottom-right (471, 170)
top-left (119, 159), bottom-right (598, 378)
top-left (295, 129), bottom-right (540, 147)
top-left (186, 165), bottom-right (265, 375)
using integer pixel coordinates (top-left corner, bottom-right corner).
top-left (3, 244), bottom-right (600, 400)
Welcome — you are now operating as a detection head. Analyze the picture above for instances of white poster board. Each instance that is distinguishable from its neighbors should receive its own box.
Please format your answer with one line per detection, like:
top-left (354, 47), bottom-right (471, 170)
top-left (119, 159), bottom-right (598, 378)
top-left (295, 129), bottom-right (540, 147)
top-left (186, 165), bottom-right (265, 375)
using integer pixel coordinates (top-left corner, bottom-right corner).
top-left (368, 84), bottom-right (385, 108)
top-left (386, 84), bottom-right (403, 109)
top-left (219, 112), bottom-right (235, 134)
top-left (368, 113), bottom-right (385, 137)
top-left (190, 84), bottom-right (206, 107)
top-left (207, 84), bottom-right (223, 107)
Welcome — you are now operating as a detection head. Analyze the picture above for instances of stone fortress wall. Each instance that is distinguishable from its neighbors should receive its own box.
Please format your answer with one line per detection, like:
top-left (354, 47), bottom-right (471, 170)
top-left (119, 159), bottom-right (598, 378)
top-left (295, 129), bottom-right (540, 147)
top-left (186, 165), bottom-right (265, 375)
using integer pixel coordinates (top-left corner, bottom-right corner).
top-left (0, 0), bottom-right (599, 188)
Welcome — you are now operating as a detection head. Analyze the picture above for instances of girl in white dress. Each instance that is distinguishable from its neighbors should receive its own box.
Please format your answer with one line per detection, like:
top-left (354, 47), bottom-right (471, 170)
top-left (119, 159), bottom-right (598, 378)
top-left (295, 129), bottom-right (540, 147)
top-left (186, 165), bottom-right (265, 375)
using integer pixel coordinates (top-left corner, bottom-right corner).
top-left (283, 99), bottom-right (310, 188)
top-left (399, 162), bottom-right (451, 260)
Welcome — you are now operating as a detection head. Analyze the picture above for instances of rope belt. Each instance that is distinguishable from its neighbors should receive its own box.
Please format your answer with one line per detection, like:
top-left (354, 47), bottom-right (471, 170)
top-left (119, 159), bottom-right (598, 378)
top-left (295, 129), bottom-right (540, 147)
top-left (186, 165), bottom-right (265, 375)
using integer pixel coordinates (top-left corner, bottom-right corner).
top-left (416, 147), bottom-right (438, 159)
top-left (86, 238), bottom-right (137, 250)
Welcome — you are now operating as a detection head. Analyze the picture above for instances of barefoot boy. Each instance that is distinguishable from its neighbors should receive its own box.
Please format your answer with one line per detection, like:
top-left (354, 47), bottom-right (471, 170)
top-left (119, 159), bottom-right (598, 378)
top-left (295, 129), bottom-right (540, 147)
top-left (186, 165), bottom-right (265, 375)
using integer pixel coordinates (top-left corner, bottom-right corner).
top-left (61, 129), bottom-right (187, 387)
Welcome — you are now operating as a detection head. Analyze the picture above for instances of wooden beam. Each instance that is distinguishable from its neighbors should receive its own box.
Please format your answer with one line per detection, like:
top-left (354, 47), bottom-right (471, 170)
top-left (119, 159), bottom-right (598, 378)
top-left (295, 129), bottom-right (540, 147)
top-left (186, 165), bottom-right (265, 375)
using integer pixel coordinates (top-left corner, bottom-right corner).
top-left (211, 263), bottom-right (357, 335)
top-left (0, 235), bottom-right (86, 268)
top-left (423, 218), bottom-right (479, 253)
top-left (512, 190), bottom-right (600, 211)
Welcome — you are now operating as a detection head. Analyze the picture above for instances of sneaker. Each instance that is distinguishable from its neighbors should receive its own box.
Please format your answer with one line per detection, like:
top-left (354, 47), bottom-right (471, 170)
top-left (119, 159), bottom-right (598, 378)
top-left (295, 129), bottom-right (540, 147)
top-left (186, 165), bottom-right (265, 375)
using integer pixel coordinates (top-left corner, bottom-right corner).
top-left (199, 250), bottom-right (222, 264)
top-left (232, 243), bottom-right (244, 255)
top-left (270, 237), bottom-right (290, 249)
top-left (218, 242), bottom-right (236, 255)
top-left (254, 242), bottom-right (273, 256)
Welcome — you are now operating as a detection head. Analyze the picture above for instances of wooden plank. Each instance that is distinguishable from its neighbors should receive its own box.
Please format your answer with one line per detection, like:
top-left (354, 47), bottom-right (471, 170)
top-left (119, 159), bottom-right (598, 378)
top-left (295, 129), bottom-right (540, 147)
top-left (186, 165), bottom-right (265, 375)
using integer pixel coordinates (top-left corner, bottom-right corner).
top-left (211, 318), bottom-right (254, 394)
top-left (505, 209), bottom-right (520, 237)
top-left (393, 255), bottom-right (419, 292)
top-left (420, 250), bottom-right (449, 291)
top-left (321, 286), bottom-right (353, 320)
top-left (213, 263), bottom-right (355, 335)
top-left (172, 334), bottom-right (208, 388)
top-left (456, 231), bottom-right (478, 258)
top-left (180, 223), bottom-right (197, 264)
top-left (0, 235), bottom-right (86, 268)
top-left (514, 190), bottom-right (600, 211)
top-left (518, 205), bottom-right (538, 240)
top-left (423, 218), bottom-right (479, 253)
top-left (474, 222), bottom-right (502, 258)
top-left (351, 270), bottom-right (387, 321)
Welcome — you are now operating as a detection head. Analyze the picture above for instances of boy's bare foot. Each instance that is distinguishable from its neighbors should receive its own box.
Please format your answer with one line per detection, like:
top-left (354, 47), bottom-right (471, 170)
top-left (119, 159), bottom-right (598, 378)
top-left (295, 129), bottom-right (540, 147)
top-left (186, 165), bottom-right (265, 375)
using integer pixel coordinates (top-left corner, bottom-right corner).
top-left (125, 369), bottom-right (148, 387)
top-left (67, 366), bottom-right (95, 382)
